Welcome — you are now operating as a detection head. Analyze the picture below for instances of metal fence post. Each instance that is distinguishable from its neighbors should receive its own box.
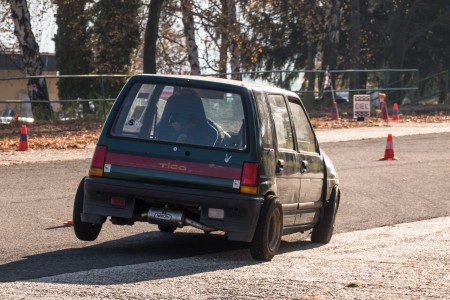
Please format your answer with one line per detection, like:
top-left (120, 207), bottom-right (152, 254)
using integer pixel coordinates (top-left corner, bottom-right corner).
top-left (416, 69), bottom-right (420, 104)
top-left (101, 75), bottom-right (106, 119)
top-left (446, 70), bottom-right (449, 104)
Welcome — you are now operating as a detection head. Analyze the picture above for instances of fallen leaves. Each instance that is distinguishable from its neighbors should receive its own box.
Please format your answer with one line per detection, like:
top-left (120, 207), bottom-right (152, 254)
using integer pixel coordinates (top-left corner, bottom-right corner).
top-left (0, 119), bottom-right (103, 150)
top-left (311, 115), bottom-right (450, 130)
top-left (1, 115), bottom-right (449, 151)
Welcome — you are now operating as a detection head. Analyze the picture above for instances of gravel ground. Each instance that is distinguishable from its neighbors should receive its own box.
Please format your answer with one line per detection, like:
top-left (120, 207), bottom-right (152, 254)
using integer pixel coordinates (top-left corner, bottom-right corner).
top-left (316, 121), bottom-right (450, 143)
top-left (1, 122), bottom-right (449, 299)
top-left (0, 217), bottom-right (448, 299)
top-left (0, 145), bottom-right (95, 166)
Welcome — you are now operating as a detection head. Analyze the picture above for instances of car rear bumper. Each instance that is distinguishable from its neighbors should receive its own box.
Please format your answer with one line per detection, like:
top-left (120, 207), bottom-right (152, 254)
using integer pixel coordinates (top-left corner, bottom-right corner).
top-left (82, 176), bottom-right (264, 242)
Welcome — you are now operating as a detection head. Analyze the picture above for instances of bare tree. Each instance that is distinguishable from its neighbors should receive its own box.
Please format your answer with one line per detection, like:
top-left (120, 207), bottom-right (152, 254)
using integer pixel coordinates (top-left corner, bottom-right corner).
top-left (180, 0), bottom-right (200, 75)
top-left (227, 0), bottom-right (241, 80)
top-left (381, 0), bottom-right (450, 104)
top-left (157, 2), bottom-right (188, 74)
top-left (320, 0), bottom-right (342, 104)
top-left (8, 0), bottom-right (53, 119)
top-left (349, 0), bottom-right (362, 97)
top-left (217, 0), bottom-right (229, 77)
top-left (143, 0), bottom-right (164, 74)
top-left (321, 0), bottom-right (342, 75)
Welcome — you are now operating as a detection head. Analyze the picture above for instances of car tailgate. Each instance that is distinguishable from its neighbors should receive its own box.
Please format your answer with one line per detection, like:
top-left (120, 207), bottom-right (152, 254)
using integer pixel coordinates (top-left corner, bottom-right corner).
top-left (101, 140), bottom-right (247, 193)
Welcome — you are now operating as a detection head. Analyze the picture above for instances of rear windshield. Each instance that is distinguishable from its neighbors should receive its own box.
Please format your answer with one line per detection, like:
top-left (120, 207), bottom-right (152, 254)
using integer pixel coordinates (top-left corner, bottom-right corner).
top-left (111, 83), bottom-right (247, 150)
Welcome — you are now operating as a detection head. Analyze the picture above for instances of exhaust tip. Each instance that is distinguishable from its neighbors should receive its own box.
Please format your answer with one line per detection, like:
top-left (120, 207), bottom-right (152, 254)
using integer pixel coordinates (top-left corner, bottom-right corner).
top-left (143, 207), bottom-right (216, 232)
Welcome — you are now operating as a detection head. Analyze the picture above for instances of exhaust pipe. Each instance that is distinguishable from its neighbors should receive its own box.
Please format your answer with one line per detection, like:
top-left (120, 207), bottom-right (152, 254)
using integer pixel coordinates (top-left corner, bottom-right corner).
top-left (142, 208), bottom-right (215, 232)
top-left (145, 207), bottom-right (185, 228)
top-left (185, 218), bottom-right (216, 232)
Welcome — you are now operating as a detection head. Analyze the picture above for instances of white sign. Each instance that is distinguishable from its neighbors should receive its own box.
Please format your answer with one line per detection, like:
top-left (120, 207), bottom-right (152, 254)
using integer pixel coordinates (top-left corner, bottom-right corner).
top-left (353, 95), bottom-right (371, 119)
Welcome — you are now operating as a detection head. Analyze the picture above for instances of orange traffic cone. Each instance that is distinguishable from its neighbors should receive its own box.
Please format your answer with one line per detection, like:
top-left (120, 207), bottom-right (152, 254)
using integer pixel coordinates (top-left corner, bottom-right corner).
top-left (18, 125), bottom-right (29, 151)
top-left (392, 103), bottom-right (399, 121)
top-left (331, 100), bottom-right (340, 120)
top-left (379, 134), bottom-right (398, 160)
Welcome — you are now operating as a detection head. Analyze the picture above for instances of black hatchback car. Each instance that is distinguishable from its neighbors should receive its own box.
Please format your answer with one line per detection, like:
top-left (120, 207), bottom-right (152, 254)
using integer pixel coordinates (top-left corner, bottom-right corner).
top-left (73, 74), bottom-right (340, 261)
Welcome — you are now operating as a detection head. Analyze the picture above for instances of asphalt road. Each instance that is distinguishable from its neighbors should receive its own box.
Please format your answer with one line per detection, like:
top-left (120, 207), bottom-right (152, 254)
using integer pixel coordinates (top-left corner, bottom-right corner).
top-left (1, 132), bottom-right (449, 283)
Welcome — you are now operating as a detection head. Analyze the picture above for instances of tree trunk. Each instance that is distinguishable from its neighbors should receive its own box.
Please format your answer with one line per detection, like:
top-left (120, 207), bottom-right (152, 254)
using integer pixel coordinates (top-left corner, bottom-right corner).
top-left (321, 0), bottom-right (342, 95)
top-left (218, 0), bottom-right (229, 78)
top-left (386, 37), bottom-right (406, 105)
top-left (349, 0), bottom-right (362, 98)
top-left (54, 0), bottom-right (93, 114)
top-left (180, 0), bottom-right (201, 75)
top-left (385, 2), bottom-right (409, 105)
top-left (306, 41), bottom-right (317, 105)
top-left (9, 0), bottom-right (53, 120)
top-left (227, 0), bottom-right (241, 80)
top-left (143, 0), bottom-right (164, 74)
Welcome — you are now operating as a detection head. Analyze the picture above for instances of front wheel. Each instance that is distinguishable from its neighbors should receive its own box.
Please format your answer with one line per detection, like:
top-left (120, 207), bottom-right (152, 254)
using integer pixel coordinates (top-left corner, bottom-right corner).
top-left (250, 196), bottom-right (283, 261)
top-left (73, 178), bottom-right (102, 241)
top-left (311, 186), bottom-right (340, 243)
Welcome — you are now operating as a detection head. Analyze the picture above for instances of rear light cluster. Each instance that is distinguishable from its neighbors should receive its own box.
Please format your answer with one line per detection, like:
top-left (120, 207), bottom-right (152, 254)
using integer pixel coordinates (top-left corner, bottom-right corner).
top-left (110, 196), bottom-right (126, 208)
top-left (240, 162), bottom-right (259, 195)
top-left (89, 145), bottom-right (107, 177)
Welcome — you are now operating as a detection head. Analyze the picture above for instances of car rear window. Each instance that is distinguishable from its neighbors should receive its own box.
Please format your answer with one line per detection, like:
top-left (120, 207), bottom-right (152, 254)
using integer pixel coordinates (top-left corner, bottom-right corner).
top-left (111, 83), bottom-right (247, 150)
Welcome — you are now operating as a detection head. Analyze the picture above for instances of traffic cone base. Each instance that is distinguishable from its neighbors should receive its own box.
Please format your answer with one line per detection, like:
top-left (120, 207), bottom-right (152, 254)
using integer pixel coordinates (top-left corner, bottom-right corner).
top-left (64, 219), bottom-right (74, 226)
top-left (379, 133), bottom-right (398, 160)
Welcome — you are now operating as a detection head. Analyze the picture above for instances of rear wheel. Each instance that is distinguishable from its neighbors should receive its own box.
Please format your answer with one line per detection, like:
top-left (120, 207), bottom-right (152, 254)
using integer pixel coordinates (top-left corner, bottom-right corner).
top-left (250, 196), bottom-right (283, 261)
top-left (158, 225), bottom-right (177, 233)
top-left (311, 186), bottom-right (340, 243)
top-left (73, 178), bottom-right (102, 241)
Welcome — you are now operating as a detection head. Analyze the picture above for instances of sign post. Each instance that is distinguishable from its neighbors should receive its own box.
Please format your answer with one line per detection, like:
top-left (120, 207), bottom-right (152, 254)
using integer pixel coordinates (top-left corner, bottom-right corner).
top-left (353, 95), bottom-right (370, 121)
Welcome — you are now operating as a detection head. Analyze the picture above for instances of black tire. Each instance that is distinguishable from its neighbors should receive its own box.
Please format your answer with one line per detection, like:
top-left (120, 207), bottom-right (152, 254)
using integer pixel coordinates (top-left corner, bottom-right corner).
top-left (311, 186), bottom-right (340, 243)
top-left (158, 225), bottom-right (177, 233)
top-left (250, 196), bottom-right (283, 261)
top-left (73, 178), bottom-right (102, 241)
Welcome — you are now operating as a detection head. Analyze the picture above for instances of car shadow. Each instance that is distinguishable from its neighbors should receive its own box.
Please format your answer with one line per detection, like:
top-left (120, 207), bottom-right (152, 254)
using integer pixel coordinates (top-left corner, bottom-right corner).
top-left (279, 236), bottom-right (326, 254)
top-left (0, 231), bottom-right (323, 285)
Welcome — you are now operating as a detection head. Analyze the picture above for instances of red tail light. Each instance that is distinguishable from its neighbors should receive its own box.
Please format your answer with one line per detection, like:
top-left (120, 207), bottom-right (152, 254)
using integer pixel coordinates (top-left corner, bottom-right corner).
top-left (240, 162), bottom-right (259, 194)
top-left (89, 145), bottom-right (107, 176)
top-left (110, 196), bottom-right (126, 208)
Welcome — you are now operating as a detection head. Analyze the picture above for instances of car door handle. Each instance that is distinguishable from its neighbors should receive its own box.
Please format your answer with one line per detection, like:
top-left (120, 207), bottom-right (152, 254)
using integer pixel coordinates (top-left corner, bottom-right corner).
top-left (301, 160), bottom-right (309, 173)
top-left (276, 159), bottom-right (284, 173)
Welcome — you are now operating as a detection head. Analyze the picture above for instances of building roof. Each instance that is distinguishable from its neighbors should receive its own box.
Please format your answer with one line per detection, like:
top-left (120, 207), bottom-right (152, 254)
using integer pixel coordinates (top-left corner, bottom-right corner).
top-left (0, 52), bottom-right (56, 72)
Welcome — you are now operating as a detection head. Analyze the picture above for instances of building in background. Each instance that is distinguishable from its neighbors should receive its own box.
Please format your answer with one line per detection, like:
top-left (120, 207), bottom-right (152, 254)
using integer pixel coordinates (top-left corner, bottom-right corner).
top-left (0, 52), bottom-right (58, 117)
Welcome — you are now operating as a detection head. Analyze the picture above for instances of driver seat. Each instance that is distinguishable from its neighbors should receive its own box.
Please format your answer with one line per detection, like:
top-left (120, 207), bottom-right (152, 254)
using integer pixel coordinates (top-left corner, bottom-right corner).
top-left (156, 90), bottom-right (218, 146)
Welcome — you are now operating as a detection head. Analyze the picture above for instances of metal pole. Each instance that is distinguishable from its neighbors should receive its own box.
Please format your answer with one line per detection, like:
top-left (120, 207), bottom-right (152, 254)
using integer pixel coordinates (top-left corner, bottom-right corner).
top-left (446, 70), bottom-right (449, 104)
top-left (415, 69), bottom-right (420, 104)
top-left (101, 76), bottom-right (106, 119)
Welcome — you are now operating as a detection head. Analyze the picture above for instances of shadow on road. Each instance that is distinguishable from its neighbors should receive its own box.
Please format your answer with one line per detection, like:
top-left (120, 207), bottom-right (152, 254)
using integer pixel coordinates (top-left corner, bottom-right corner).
top-left (0, 231), bottom-right (240, 283)
top-left (0, 231), bottom-right (322, 284)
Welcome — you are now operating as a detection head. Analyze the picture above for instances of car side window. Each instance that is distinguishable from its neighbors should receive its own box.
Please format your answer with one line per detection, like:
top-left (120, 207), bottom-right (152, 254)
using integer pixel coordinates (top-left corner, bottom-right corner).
top-left (267, 94), bottom-right (294, 150)
top-left (253, 89), bottom-right (274, 149)
top-left (288, 97), bottom-right (318, 153)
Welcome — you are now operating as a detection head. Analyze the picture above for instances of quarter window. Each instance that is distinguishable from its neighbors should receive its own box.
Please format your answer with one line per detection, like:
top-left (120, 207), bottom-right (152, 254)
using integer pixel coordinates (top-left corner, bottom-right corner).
top-left (267, 94), bottom-right (294, 150)
top-left (288, 98), bottom-right (317, 153)
top-left (253, 89), bottom-right (274, 149)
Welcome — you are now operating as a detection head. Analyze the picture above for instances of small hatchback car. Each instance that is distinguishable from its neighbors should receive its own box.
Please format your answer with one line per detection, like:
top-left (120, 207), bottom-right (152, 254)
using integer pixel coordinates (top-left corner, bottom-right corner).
top-left (73, 74), bottom-right (340, 261)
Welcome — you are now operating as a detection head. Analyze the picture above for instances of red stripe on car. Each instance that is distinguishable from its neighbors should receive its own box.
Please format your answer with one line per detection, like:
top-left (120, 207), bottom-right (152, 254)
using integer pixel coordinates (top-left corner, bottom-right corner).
top-left (105, 152), bottom-right (241, 180)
